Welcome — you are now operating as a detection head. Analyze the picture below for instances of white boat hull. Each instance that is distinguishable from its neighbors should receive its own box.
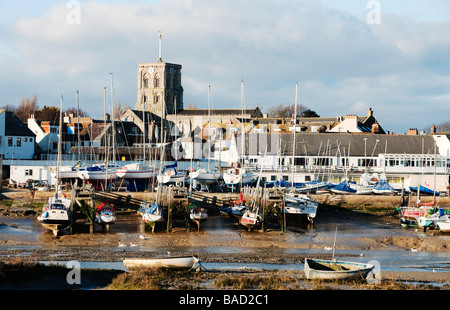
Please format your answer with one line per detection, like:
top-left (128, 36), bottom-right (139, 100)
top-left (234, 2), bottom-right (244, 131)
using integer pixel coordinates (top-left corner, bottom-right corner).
top-left (157, 173), bottom-right (186, 184)
top-left (223, 171), bottom-right (254, 186)
top-left (37, 197), bottom-right (72, 236)
top-left (123, 256), bottom-right (198, 270)
top-left (437, 221), bottom-right (450, 232)
top-left (240, 211), bottom-right (262, 229)
top-left (284, 194), bottom-right (318, 220)
top-left (116, 163), bottom-right (154, 179)
top-left (304, 258), bottom-right (375, 280)
top-left (191, 170), bottom-right (220, 185)
top-left (78, 170), bottom-right (117, 181)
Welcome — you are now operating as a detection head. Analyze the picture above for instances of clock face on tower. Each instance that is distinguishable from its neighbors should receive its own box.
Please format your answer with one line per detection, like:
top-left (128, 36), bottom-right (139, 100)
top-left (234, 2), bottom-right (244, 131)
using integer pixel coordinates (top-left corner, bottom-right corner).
top-left (149, 67), bottom-right (154, 74)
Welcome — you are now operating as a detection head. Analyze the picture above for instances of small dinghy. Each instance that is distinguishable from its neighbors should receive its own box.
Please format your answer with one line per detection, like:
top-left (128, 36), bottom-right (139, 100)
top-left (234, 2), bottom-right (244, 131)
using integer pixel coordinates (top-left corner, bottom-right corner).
top-left (123, 256), bottom-right (199, 270)
top-left (304, 258), bottom-right (375, 280)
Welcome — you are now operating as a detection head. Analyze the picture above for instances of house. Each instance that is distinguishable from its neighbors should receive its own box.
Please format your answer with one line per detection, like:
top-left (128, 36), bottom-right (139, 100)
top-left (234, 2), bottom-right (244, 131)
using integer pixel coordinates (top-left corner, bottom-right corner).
top-left (27, 114), bottom-right (59, 154)
top-left (0, 109), bottom-right (36, 160)
top-left (328, 108), bottom-right (385, 134)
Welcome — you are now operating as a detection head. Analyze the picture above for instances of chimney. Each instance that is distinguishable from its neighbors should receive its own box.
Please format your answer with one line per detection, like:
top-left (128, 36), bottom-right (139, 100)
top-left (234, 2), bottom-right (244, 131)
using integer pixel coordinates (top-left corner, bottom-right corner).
top-left (372, 122), bottom-right (379, 133)
top-left (431, 124), bottom-right (436, 134)
top-left (282, 116), bottom-right (285, 124)
top-left (408, 128), bottom-right (418, 135)
top-left (367, 108), bottom-right (373, 117)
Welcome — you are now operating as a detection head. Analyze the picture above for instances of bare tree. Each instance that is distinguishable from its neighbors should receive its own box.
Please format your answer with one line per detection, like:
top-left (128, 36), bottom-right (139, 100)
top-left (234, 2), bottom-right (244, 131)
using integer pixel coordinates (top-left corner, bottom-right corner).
top-left (15, 95), bottom-right (39, 122)
top-left (185, 103), bottom-right (197, 109)
top-left (65, 107), bottom-right (89, 117)
top-left (113, 101), bottom-right (128, 119)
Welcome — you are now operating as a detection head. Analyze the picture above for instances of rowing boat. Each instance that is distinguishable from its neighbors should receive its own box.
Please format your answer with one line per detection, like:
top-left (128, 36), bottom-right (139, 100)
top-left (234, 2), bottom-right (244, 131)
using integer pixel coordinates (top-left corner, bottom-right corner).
top-left (123, 256), bottom-right (198, 270)
top-left (304, 258), bottom-right (375, 280)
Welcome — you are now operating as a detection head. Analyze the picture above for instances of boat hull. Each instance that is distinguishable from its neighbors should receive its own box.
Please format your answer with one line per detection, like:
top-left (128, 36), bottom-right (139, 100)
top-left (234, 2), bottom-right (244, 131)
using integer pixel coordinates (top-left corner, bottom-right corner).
top-left (437, 221), bottom-right (450, 232)
top-left (123, 256), bottom-right (198, 270)
top-left (304, 258), bottom-right (375, 280)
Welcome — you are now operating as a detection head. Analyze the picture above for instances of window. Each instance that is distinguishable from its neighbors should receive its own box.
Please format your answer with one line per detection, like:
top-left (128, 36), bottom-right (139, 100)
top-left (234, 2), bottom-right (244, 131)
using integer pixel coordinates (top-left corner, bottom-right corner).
top-left (154, 75), bottom-right (160, 88)
top-left (16, 137), bottom-right (21, 147)
top-left (25, 169), bottom-right (33, 176)
top-left (154, 94), bottom-right (159, 103)
top-left (8, 137), bottom-right (12, 147)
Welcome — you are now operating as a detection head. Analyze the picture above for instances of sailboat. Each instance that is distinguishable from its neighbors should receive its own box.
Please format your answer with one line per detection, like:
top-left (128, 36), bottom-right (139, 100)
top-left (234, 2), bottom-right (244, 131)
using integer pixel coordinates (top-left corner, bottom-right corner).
top-left (77, 86), bottom-right (118, 190)
top-left (157, 161), bottom-right (186, 185)
top-left (283, 83), bottom-right (318, 223)
top-left (190, 86), bottom-right (220, 191)
top-left (240, 153), bottom-right (265, 230)
top-left (401, 143), bottom-right (440, 228)
top-left (37, 95), bottom-right (73, 237)
top-left (116, 75), bottom-right (154, 191)
top-left (223, 81), bottom-right (255, 192)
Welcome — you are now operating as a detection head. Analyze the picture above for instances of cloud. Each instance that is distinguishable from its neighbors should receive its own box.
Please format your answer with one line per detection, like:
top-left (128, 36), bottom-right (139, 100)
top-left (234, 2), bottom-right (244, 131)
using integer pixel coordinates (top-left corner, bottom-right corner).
top-left (0, 0), bottom-right (449, 133)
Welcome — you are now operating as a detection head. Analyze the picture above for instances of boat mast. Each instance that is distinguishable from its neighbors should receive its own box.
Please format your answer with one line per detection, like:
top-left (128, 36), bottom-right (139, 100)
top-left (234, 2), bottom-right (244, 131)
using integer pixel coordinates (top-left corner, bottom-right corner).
top-left (208, 85), bottom-right (211, 171)
top-left (104, 86), bottom-right (108, 192)
top-left (241, 80), bottom-right (245, 168)
top-left (291, 82), bottom-right (298, 190)
top-left (142, 69), bottom-right (146, 165)
top-left (56, 95), bottom-right (63, 195)
top-left (76, 90), bottom-right (81, 161)
top-left (110, 73), bottom-right (116, 164)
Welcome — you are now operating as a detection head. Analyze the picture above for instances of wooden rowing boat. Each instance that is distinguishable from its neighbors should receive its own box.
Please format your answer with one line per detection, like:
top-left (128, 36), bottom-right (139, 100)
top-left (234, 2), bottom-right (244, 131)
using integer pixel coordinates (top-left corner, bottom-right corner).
top-left (123, 256), bottom-right (198, 270)
top-left (304, 258), bottom-right (375, 280)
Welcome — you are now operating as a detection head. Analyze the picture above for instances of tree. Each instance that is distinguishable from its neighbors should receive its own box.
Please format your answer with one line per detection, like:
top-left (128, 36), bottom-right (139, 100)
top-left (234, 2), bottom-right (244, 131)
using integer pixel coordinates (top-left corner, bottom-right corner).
top-left (35, 106), bottom-right (60, 124)
top-left (267, 103), bottom-right (320, 118)
top-left (186, 103), bottom-right (198, 109)
top-left (113, 101), bottom-right (128, 120)
top-left (65, 107), bottom-right (89, 117)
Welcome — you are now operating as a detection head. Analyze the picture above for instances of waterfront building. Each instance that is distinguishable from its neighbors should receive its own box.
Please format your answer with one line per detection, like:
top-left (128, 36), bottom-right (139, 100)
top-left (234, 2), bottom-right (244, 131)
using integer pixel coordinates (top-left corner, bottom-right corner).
top-left (0, 109), bottom-right (35, 160)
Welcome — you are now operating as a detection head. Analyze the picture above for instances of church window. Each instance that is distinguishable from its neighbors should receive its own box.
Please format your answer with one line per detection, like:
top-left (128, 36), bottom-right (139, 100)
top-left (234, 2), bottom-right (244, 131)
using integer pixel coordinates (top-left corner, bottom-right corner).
top-left (154, 75), bottom-right (160, 88)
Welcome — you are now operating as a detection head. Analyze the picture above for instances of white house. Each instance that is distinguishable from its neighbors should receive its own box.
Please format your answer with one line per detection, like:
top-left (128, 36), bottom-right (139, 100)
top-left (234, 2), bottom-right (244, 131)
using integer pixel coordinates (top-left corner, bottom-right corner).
top-left (0, 109), bottom-right (36, 160)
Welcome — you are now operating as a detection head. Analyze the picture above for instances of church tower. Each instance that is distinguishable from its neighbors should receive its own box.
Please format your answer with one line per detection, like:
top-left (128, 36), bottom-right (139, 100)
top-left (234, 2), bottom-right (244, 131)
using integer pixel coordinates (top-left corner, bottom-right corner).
top-left (135, 32), bottom-right (183, 117)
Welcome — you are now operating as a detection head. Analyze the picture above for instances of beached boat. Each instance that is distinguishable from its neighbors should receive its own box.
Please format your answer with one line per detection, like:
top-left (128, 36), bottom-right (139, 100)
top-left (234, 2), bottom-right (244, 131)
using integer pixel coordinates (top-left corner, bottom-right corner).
top-left (189, 204), bottom-right (208, 230)
top-left (95, 200), bottom-right (116, 226)
top-left (190, 168), bottom-right (220, 189)
top-left (284, 193), bottom-right (318, 223)
top-left (37, 96), bottom-right (73, 237)
top-left (304, 258), bottom-right (375, 280)
top-left (372, 182), bottom-right (395, 195)
top-left (240, 208), bottom-right (262, 230)
top-left (223, 163), bottom-right (255, 191)
top-left (437, 217), bottom-right (450, 232)
top-left (157, 161), bottom-right (186, 185)
top-left (38, 194), bottom-right (72, 237)
top-left (296, 181), bottom-right (330, 193)
top-left (409, 185), bottom-right (440, 196)
top-left (141, 202), bottom-right (165, 224)
top-left (116, 163), bottom-right (155, 192)
top-left (329, 181), bottom-right (357, 194)
top-left (123, 256), bottom-right (199, 270)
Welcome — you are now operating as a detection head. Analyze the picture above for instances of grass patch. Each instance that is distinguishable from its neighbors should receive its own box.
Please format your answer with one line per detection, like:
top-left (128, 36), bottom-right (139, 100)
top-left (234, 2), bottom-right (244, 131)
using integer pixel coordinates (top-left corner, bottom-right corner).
top-left (213, 274), bottom-right (299, 290)
top-left (108, 267), bottom-right (206, 290)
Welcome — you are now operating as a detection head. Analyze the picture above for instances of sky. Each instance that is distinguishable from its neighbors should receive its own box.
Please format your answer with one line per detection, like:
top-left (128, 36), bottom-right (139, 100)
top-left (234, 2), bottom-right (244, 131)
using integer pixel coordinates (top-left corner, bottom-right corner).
top-left (0, 0), bottom-right (449, 134)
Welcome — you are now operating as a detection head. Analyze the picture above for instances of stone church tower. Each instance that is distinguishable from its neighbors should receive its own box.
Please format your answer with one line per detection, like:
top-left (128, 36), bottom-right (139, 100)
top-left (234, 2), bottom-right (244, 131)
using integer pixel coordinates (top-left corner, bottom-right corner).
top-left (135, 33), bottom-right (183, 117)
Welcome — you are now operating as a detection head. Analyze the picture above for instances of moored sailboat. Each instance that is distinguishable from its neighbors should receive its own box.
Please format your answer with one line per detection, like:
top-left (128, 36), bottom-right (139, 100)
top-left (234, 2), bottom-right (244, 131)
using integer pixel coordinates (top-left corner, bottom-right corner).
top-left (37, 95), bottom-right (73, 237)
